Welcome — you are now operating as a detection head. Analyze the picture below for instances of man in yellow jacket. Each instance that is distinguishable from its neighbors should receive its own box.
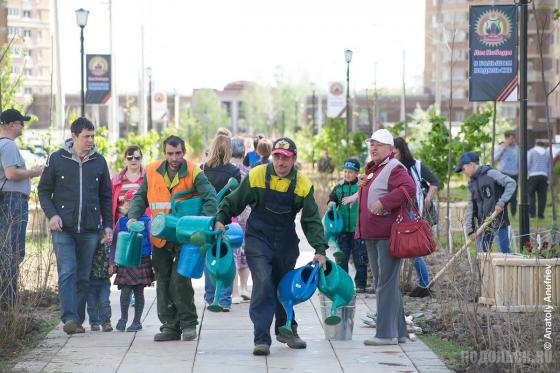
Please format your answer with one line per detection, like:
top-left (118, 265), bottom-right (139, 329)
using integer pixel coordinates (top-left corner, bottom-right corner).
top-left (127, 135), bottom-right (217, 342)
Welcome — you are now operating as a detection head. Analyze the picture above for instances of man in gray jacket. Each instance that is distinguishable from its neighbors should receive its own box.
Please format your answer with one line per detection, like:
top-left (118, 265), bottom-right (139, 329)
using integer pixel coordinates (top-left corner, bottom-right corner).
top-left (455, 152), bottom-right (516, 253)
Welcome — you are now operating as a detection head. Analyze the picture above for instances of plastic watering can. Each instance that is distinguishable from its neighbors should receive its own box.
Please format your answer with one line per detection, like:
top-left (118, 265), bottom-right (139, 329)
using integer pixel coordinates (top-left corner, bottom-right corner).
top-left (177, 242), bottom-right (206, 279)
top-left (114, 221), bottom-right (145, 267)
top-left (150, 213), bottom-right (180, 244)
top-left (205, 234), bottom-right (236, 312)
top-left (318, 258), bottom-right (355, 325)
top-left (176, 216), bottom-right (216, 243)
top-left (322, 206), bottom-right (344, 260)
top-left (277, 262), bottom-right (320, 336)
top-left (224, 222), bottom-right (243, 249)
top-left (171, 189), bottom-right (202, 217)
top-left (216, 177), bottom-right (239, 202)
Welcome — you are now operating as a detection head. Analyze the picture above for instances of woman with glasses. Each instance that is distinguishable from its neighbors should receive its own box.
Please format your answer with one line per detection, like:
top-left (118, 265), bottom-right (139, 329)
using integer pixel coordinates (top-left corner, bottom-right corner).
top-left (111, 145), bottom-right (146, 225)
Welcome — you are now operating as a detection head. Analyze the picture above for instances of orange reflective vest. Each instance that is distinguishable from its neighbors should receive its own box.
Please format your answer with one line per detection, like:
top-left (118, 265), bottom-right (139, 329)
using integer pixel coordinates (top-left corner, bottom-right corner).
top-left (146, 160), bottom-right (198, 248)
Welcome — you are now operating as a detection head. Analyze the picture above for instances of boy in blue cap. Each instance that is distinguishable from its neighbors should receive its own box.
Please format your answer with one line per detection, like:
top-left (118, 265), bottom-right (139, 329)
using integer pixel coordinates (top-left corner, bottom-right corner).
top-left (455, 152), bottom-right (516, 253)
top-left (327, 158), bottom-right (368, 292)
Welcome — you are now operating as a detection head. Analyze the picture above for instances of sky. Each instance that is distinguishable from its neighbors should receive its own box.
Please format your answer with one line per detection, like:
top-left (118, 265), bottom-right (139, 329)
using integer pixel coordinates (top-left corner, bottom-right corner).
top-left (58, 0), bottom-right (426, 95)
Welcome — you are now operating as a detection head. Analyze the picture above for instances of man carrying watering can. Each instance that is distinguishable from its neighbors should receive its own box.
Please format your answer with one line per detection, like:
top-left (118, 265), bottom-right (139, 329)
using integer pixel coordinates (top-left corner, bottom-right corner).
top-left (214, 137), bottom-right (328, 356)
top-left (126, 136), bottom-right (217, 342)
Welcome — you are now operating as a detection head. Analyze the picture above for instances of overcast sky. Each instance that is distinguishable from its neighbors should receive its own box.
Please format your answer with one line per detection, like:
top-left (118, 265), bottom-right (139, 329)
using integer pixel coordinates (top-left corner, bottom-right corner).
top-left (58, 0), bottom-right (425, 95)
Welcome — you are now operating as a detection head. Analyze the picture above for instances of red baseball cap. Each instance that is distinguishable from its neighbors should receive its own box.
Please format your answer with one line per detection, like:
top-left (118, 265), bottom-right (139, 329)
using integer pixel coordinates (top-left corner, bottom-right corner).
top-left (271, 137), bottom-right (297, 157)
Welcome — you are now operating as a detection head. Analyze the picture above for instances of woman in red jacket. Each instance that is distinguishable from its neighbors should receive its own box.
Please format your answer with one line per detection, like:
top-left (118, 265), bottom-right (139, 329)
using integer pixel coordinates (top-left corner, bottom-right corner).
top-left (111, 145), bottom-right (146, 226)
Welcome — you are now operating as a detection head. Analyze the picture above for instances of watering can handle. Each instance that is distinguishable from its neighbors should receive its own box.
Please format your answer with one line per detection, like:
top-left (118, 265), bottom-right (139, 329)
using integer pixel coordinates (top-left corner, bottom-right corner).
top-left (171, 189), bottom-right (197, 214)
top-left (306, 261), bottom-right (320, 287)
top-left (216, 178), bottom-right (239, 203)
top-left (331, 204), bottom-right (339, 221)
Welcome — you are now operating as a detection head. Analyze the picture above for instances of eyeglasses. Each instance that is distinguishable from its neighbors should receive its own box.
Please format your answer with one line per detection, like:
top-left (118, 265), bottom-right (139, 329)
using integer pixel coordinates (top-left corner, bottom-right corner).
top-left (126, 155), bottom-right (142, 161)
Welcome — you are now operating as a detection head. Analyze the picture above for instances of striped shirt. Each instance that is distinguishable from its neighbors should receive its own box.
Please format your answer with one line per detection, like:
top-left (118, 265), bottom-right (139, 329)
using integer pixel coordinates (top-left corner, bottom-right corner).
top-left (116, 175), bottom-right (143, 220)
top-left (527, 146), bottom-right (550, 178)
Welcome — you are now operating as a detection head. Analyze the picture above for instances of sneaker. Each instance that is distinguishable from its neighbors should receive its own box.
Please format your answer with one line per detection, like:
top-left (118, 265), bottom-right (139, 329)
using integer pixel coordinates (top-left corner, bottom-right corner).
top-left (232, 296), bottom-right (242, 304)
top-left (75, 325), bottom-right (86, 334)
top-left (102, 322), bottom-right (113, 332)
top-left (253, 344), bottom-right (270, 356)
top-left (276, 334), bottom-right (307, 349)
top-left (116, 319), bottom-right (127, 332)
top-left (90, 324), bottom-right (100, 331)
top-left (222, 307), bottom-right (230, 312)
top-left (182, 327), bottom-right (197, 341)
top-left (154, 328), bottom-right (181, 342)
top-left (127, 321), bottom-right (142, 332)
top-left (240, 289), bottom-right (251, 301)
top-left (364, 337), bottom-right (398, 346)
top-left (63, 320), bottom-right (78, 335)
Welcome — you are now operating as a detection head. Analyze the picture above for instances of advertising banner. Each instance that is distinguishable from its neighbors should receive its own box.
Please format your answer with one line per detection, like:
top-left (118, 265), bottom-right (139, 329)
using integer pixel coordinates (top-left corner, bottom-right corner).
top-left (469, 5), bottom-right (518, 102)
top-left (327, 82), bottom-right (346, 118)
top-left (152, 91), bottom-right (168, 121)
top-left (86, 54), bottom-right (111, 104)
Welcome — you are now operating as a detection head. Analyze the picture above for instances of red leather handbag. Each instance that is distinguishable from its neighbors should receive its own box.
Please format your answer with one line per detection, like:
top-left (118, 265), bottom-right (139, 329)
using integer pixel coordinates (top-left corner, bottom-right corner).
top-left (389, 187), bottom-right (436, 259)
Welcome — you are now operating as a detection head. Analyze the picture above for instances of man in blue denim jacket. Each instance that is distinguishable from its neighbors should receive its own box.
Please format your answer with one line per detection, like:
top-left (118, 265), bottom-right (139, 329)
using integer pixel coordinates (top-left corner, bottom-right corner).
top-left (38, 117), bottom-right (113, 334)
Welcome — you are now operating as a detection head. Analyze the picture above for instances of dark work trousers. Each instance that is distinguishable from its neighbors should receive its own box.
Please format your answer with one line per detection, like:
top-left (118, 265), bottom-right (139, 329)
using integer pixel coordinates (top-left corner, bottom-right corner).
top-left (528, 175), bottom-right (548, 218)
top-left (335, 232), bottom-right (368, 289)
top-left (504, 174), bottom-right (518, 217)
top-left (244, 167), bottom-right (300, 346)
top-left (151, 244), bottom-right (198, 332)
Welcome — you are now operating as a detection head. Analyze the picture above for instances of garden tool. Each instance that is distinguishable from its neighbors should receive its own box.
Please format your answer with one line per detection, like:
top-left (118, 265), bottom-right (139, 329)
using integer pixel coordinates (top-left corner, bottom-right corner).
top-left (205, 233), bottom-right (236, 312)
top-left (322, 205), bottom-right (344, 260)
top-left (114, 221), bottom-right (145, 267)
top-left (318, 258), bottom-right (355, 325)
top-left (276, 262), bottom-right (320, 336)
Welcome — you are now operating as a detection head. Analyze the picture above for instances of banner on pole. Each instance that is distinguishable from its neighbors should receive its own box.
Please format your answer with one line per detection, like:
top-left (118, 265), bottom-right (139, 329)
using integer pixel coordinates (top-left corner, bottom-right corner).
top-left (469, 5), bottom-right (518, 102)
top-left (327, 82), bottom-right (346, 118)
top-left (86, 54), bottom-right (111, 104)
top-left (152, 91), bottom-right (168, 121)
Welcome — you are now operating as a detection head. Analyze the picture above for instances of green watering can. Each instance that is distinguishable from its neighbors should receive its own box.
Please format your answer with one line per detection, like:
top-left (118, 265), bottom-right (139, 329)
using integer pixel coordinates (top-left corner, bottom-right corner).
top-left (318, 258), bottom-right (355, 325)
top-left (114, 221), bottom-right (145, 267)
top-left (322, 205), bottom-right (344, 260)
top-left (150, 213), bottom-right (180, 243)
top-left (176, 216), bottom-right (216, 244)
top-left (171, 189), bottom-right (202, 217)
top-left (216, 178), bottom-right (239, 202)
top-left (205, 234), bottom-right (236, 312)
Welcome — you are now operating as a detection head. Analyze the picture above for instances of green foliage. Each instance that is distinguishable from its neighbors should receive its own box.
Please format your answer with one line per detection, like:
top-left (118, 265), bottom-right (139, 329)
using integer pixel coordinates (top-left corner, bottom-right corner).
top-left (191, 89), bottom-right (229, 144)
top-left (310, 119), bottom-right (366, 170)
top-left (457, 110), bottom-right (492, 162)
top-left (240, 82), bottom-right (272, 134)
top-left (94, 127), bottom-right (110, 158)
top-left (388, 120), bottom-right (405, 138)
top-left (554, 8), bottom-right (560, 21)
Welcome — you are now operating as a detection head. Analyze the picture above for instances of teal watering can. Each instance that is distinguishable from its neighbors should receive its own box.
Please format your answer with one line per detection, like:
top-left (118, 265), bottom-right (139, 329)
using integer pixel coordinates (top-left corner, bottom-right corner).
top-left (216, 177), bottom-right (239, 202)
top-left (176, 216), bottom-right (216, 243)
top-left (322, 205), bottom-right (344, 260)
top-left (171, 189), bottom-right (202, 217)
top-left (318, 258), bottom-right (355, 325)
top-left (277, 262), bottom-right (320, 336)
top-left (114, 221), bottom-right (145, 267)
top-left (150, 213), bottom-right (180, 243)
top-left (177, 243), bottom-right (206, 279)
top-left (205, 234), bottom-right (236, 312)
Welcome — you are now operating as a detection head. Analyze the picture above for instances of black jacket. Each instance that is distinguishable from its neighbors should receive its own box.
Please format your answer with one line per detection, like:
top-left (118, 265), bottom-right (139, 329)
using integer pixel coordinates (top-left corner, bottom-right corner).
top-left (38, 140), bottom-right (112, 233)
top-left (203, 162), bottom-right (241, 196)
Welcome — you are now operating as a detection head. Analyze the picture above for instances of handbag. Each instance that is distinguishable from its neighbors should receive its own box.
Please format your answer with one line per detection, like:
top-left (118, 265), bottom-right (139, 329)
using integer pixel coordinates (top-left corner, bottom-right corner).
top-left (389, 186), bottom-right (436, 259)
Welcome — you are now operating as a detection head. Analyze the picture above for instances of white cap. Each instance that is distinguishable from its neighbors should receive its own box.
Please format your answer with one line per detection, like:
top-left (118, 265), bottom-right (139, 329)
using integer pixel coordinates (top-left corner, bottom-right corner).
top-left (367, 129), bottom-right (394, 146)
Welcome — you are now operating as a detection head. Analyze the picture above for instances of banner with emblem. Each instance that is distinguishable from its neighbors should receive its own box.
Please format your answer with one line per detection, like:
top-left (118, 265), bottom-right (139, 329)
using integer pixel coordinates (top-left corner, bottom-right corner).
top-left (327, 82), bottom-right (346, 118)
top-left (86, 54), bottom-right (111, 104)
top-left (469, 5), bottom-right (518, 102)
top-left (151, 91), bottom-right (168, 121)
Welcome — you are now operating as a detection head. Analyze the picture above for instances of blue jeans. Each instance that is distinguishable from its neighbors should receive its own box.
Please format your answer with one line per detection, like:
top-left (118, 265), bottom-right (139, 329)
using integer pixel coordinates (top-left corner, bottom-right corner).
top-left (0, 194), bottom-right (28, 307)
top-left (335, 232), bottom-right (368, 289)
top-left (204, 266), bottom-right (232, 308)
top-left (476, 227), bottom-right (510, 253)
top-left (414, 257), bottom-right (430, 287)
top-left (52, 230), bottom-right (99, 324)
top-left (87, 278), bottom-right (111, 325)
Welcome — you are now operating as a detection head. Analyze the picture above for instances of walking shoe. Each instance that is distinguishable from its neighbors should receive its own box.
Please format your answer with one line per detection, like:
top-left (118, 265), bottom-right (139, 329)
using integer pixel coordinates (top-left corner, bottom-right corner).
top-left (116, 319), bottom-right (127, 332)
top-left (182, 327), bottom-right (197, 341)
top-left (253, 344), bottom-right (270, 356)
top-left (364, 337), bottom-right (398, 346)
top-left (398, 337), bottom-right (408, 344)
top-left (90, 324), bottom-right (100, 331)
top-left (276, 334), bottom-right (307, 349)
top-left (222, 307), bottom-right (230, 312)
top-left (232, 296), bottom-right (242, 304)
top-left (154, 328), bottom-right (181, 342)
top-left (240, 289), bottom-right (251, 301)
top-left (409, 286), bottom-right (432, 298)
top-left (63, 320), bottom-right (78, 335)
top-left (102, 322), bottom-right (113, 332)
top-left (126, 321), bottom-right (142, 332)
top-left (75, 325), bottom-right (86, 334)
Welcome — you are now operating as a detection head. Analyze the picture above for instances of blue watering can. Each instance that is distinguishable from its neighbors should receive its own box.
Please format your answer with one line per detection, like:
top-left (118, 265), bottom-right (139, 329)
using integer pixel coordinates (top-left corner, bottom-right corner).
top-left (277, 262), bottom-right (320, 336)
top-left (322, 205), bottom-right (344, 260)
top-left (114, 221), bottom-right (145, 267)
top-left (318, 258), bottom-right (355, 325)
top-left (205, 234), bottom-right (236, 312)
top-left (177, 242), bottom-right (206, 279)
top-left (224, 222), bottom-right (243, 249)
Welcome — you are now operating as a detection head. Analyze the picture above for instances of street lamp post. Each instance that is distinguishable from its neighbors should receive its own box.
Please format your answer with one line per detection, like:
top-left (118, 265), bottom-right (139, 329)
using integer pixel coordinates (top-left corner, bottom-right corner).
top-left (345, 49), bottom-right (353, 141)
top-left (311, 82), bottom-right (316, 169)
top-left (75, 8), bottom-right (89, 117)
top-left (146, 67), bottom-right (153, 131)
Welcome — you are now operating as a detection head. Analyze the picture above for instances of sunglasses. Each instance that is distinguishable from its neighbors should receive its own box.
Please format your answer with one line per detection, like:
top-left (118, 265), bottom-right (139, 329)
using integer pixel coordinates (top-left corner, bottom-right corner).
top-left (126, 155), bottom-right (142, 161)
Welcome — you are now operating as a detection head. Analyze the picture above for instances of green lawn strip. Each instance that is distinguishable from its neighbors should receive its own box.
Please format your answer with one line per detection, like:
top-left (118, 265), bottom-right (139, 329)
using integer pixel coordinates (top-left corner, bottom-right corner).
top-left (419, 334), bottom-right (465, 364)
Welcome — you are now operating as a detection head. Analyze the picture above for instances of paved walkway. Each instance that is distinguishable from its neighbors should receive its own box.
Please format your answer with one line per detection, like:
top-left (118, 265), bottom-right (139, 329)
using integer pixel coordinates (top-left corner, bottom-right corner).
top-left (13, 224), bottom-right (449, 373)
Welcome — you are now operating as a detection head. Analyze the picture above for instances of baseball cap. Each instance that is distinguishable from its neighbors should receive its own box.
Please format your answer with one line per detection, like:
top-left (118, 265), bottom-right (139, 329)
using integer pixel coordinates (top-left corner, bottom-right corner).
top-left (454, 152), bottom-right (480, 173)
top-left (123, 188), bottom-right (138, 201)
top-left (0, 109), bottom-right (31, 125)
top-left (367, 129), bottom-right (394, 146)
top-left (342, 158), bottom-right (360, 172)
top-left (271, 137), bottom-right (297, 157)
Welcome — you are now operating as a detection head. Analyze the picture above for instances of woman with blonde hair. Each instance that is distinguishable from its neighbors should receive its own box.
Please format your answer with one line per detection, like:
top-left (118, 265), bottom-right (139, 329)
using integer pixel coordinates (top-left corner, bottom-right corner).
top-left (203, 134), bottom-right (241, 311)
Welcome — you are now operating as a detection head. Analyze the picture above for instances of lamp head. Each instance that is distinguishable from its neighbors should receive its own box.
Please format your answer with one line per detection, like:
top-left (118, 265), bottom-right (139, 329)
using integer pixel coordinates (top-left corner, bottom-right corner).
top-left (344, 49), bottom-right (353, 63)
top-left (75, 8), bottom-right (89, 27)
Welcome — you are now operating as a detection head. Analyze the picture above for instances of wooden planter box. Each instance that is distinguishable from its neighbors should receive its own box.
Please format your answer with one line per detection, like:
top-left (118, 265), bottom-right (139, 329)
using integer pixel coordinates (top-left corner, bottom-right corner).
top-left (478, 253), bottom-right (560, 312)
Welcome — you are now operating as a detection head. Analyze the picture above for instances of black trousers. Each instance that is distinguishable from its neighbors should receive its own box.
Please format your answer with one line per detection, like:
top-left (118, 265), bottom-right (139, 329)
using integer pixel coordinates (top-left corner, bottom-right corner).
top-left (504, 174), bottom-right (518, 217)
top-left (528, 175), bottom-right (548, 218)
